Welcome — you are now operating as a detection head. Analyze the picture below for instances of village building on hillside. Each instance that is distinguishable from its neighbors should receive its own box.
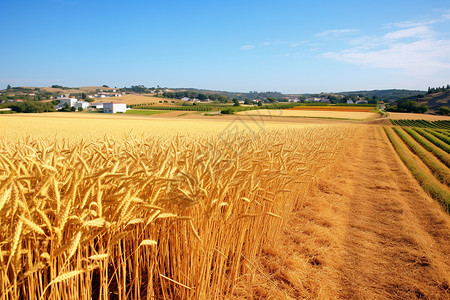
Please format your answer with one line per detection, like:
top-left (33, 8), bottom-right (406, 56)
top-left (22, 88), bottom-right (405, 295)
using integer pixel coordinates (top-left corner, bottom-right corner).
top-left (306, 97), bottom-right (329, 103)
top-left (91, 102), bottom-right (104, 109)
top-left (74, 101), bottom-right (90, 110)
top-left (93, 92), bottom-right (122, 98)
top-left (56, 97), bottom-right (78, 109)
top-left (103, 102), bottom-right (127, 113)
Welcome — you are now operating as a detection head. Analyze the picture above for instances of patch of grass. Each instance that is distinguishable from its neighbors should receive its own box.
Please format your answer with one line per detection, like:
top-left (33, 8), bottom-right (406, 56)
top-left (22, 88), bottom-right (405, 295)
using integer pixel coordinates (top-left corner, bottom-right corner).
top-left (125, 109), bottom-right (169, 115)
top-left (385, 126), bottom-right (450, 211)
top-left (220, 108), bottom-right (234, 114)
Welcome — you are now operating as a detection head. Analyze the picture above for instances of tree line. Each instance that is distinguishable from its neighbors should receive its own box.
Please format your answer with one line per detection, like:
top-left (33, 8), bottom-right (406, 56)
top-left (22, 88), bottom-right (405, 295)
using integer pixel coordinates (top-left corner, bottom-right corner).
top-left (2, 101), bottom-right (56, 113)
top-left (386, 100), bottom-right (428, 113)
top-left (162, 91), bottom-right (229, 103)
top-left (427, 85), bottom-right (450, 94)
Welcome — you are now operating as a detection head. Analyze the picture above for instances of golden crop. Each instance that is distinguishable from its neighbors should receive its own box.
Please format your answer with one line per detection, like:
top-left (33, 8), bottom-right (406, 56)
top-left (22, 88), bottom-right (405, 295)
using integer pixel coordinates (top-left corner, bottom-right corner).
top-left (0, 116), bottom-right (356, 299)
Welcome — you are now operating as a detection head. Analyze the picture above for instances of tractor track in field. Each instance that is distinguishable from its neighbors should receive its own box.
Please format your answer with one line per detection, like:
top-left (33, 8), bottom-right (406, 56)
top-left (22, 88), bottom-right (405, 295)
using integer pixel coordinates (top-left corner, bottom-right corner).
top-left (233, 125), bottom-right (450, 299)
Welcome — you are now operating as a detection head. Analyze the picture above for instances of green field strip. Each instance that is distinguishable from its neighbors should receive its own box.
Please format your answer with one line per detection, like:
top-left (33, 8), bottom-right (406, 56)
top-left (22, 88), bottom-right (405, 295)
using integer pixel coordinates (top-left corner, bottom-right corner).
top-left (125, 109), bottom-right (169, 115)
top-left (424, 128), bottom-right (450, 145)
top-left (384, 127), bottom-right (450, 211)
top-left (433, 120), bottom-right (450, 130)
top-left (421, 120), bottom-right (438, 128)
top-left (436, 129), bottom-right (450, 137)
top-left (413, 128), bottom-right (450, 153)
top-left (391, 119), bottom-right (450, 129)
top-left (431, 122), bottom-right (447, 129)
top-left (403, 128), bottom-right (450, 168)
top-left (394, 127), bottom-right (450, 185)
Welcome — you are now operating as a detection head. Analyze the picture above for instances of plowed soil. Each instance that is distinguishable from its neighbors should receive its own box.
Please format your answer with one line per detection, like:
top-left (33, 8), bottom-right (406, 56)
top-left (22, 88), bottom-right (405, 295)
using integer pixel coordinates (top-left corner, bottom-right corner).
top-left (232, 125), bottom-right (450, 299)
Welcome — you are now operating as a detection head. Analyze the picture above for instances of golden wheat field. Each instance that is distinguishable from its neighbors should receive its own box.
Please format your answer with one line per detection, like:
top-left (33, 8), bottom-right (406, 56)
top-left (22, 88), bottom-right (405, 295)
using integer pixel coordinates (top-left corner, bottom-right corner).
top-left (0, 114), bottom-right (329, 140)
top-left (237, 109), bottom-right (380, 120)
top-left (93, 94), bottom-right (179, 106)
top-left (0, 114), bottom-right (358, 299)
top-left (387, 112), bottom-right (450, 120)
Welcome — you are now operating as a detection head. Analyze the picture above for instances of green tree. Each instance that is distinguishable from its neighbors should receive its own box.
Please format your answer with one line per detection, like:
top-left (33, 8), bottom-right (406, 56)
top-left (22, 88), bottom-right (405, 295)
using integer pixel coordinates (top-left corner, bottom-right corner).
top-left (77, 106), bottom-right (83, 112)
top-left (61, 103), bottom-right (70, 112)
top-left (7, 84), bottom-right (11, 90)
top-left (257, 101), bottom-right (263, 107)
top-left (220, 108), bottom-right (234, 114)
top-left (439, 106), bottom-right (450, 115)
top-left (217, 95), bottom-right (229, 103)
top-left (233, 99), bottom-right (240, 106)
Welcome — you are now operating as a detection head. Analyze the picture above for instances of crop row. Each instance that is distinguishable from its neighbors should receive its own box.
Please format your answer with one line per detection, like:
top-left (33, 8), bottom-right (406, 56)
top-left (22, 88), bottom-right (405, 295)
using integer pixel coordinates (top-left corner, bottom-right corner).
top-left (390, 119), bottom-right (450, 130)
top-left (424, 128), bottom-right (450, 145)
top-left (385, 126), bottom-right (450, 211)
top-left (392, 127), bottom-right (450, 185)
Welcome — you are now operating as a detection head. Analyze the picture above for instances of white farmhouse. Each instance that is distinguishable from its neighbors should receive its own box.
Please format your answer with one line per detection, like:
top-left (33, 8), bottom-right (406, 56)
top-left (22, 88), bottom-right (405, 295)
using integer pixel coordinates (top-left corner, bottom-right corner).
top-left (56, 94), bottom-right (70, 100)
top-left (103, 102), bottom-right (127, 113)
top-left (91, 102), bottom-right (104, 109)
top-left (356, 100), bottom-right (368, 104)
top-left (74, 101), bottom-right (90, 109)
top-left (56, 97), bottom-right (78, 109)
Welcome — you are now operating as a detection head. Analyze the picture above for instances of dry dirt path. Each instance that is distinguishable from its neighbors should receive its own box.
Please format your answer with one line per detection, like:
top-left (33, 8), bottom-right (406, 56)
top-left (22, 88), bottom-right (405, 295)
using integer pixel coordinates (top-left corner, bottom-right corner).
top-left (233, 125), bottom-right (450, 299)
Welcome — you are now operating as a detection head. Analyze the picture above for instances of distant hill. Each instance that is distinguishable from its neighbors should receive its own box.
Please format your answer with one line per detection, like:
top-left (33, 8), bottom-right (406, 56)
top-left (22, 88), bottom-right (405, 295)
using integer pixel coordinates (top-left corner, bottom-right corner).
top-left (334, 89), bottom-right (425, 101)
top-left (416, 90), bottom-right (450, 112)
top-left (0, 85), bottom-right (430, 103)
top-left (171, 88), bottom-right (244, 99)
top-left (1, 86), bottom-right (116, 96)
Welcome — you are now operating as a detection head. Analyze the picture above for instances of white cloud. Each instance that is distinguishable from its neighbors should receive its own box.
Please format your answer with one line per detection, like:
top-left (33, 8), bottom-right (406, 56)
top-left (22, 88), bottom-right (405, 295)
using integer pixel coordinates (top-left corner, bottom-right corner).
top-left (386, 10), bottom-right (450, 28)
top-left (386, 19), bottom-right (437, 29)
top-left (315, 29), bottom-right (359, 37)
top-left (240, 45), bottom-right (255, 50)
top-left (384, 25), bottom-right (433, 39)
top-left (323, 39), bottom-right (450, 74)
top-left (322, 12), bottom-right (450, 76)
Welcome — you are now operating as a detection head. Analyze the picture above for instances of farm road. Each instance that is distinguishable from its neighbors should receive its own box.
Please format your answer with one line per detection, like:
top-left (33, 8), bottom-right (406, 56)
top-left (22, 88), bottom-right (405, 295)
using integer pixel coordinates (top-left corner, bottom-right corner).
top-left (233, 125), bottom-right (450, 299)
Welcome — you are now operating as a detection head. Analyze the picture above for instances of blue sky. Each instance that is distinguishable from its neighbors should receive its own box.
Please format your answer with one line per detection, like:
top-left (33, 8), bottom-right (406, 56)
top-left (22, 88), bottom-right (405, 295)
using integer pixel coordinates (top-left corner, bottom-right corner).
top-left (1, 0), bottom-right (450, 93)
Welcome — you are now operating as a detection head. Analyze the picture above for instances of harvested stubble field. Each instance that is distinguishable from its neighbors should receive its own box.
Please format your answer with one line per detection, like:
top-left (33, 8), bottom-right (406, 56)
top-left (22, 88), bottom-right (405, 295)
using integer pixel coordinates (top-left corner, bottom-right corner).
top-left (289, 106), bottom-right (374, 112)
top-left (388, 112), bottom-right (450, 121)
top-left (237, 109), bottom-right (380, 120)
top-left (94, 94), bottom-right (179, 106)
top-left (232, 125), bottom-right (450, 299)
top-left (0, 114), bottom-right (326, 140)
top-left (2, 114), bottom-right (450, 299)
top-left (0, 114), bottom-right (356, 299)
